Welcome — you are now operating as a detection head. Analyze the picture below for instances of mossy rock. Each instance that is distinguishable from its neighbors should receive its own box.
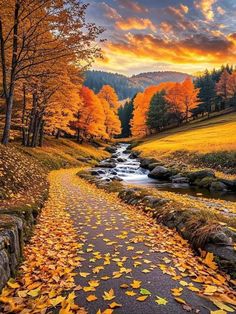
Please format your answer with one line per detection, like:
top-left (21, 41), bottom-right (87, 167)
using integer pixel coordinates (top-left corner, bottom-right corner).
top-left (194, 176), bottom-right (216, 188)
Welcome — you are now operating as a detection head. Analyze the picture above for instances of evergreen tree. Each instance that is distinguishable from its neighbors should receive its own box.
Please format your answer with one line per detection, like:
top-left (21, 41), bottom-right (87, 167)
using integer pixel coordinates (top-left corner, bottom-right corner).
top-left (146, 90), bottom-right (169, 132)
top-left (118, 98), bottom-right (134, 138)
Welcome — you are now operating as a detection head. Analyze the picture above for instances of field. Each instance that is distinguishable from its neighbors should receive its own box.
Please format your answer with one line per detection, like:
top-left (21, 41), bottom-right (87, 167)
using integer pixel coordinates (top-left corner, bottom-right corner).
top-left (135, 112), bottom-right (236, 174)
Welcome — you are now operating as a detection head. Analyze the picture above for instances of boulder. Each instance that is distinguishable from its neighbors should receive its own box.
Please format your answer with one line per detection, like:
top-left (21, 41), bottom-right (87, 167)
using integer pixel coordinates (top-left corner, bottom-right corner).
top-left (172, 176), bottom-right (189, 184)
top-left (221, 179), bottom-right (236, 191)
top-left (91, 170), bottom-right (100, 176)
top-left (105, 146), bottom-right (117, 154)
top-left (117, 158), bottom-right (126, 162)
top-left (210, 181), bottom-right (228, 191)
top-left (140, 158), bottom-right (158, 169)
top-left (95, 162), bottom-right (116, 168)
top-left (196, 176), bottom-right (216, 188)
top-left (188, 169), bottom-right (215, 183)
top-left (111, 176), bottom-right (123, 182)
top-left (148, 166), bottom-right (172, 180)
top-left (148, 162), bottom-right (164, 170)
top-left (129, 151), bottom-right (139, 159)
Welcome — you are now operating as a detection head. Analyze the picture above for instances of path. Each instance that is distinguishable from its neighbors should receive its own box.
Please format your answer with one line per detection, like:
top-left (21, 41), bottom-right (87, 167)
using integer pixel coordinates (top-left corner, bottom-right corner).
top-left (1, 168), bottom-right (235, 314)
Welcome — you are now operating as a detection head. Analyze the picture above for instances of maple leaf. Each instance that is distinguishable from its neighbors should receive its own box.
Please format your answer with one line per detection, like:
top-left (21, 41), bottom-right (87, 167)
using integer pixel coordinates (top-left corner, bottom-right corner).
top-left (130, 280), bottom-right (142, 289)
top-left (155, 296), bottom-right (168, 305)
top-left (50, 296), bottom-right (66, 307)
top-left (125, 291), bottom-right (137, 296)
top-left (103, 289), bottom-right (115, 301)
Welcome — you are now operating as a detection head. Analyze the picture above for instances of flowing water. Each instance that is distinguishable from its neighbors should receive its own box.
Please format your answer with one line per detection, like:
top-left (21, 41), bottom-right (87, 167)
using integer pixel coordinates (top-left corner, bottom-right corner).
top-left (96, 143), bottom-right (236, 202)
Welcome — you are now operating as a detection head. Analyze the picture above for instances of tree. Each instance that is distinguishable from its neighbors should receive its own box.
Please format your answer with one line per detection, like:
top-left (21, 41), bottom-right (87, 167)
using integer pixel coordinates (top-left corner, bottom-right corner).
top-left (147, 90), bottom-right (170, 132)
top-left (75, 87), bottom-right (106, 142)
top-left (98, 85), bottom-right (120, 112)
top-left (118, 98), bottom-right (134, 138)
top-left (216, 69), bottom-right (231, 109)
top-left (165, 82), bottom-right (184, 124)
top-left (0, 0), bottom-right (104, 144)
top-left (181, 77), bottom-right (200, 121)
top-left (194, 70), bottom-right (216, 117)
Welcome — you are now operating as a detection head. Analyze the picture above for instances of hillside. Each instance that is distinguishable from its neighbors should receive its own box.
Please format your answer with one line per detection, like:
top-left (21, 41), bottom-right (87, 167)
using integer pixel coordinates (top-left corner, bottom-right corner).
top-left (85, 70), bottom-right (190, 100)
top-left (131, 71), bottom-right (191, 89)
top-left (134, 112), bottom-right (236, 176)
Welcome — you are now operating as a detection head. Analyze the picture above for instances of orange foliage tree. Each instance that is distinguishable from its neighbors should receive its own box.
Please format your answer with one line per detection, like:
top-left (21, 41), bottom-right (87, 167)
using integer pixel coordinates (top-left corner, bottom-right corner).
top-left (98, 86), bottom-right (121, 138)
top-left (181, 77), bottom-right (200, 121)
top-left (216, 69), bottom-right (232, 108)
top-left (131, 82), bottom-right (176, 137)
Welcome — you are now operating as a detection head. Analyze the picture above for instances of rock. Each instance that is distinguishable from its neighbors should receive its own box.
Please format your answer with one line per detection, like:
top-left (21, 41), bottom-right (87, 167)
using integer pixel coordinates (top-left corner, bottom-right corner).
top-left (221, 179), bottom-right (236, 191)
top-left (111, 154), bottom-right (119, 158)
top-left (117, 158), bottom-right (126, 162)
top-left (195, 176), bottom-right (216, 188)
top-left (105, 146), bottom-right (117, 154)
top-left (111, 176), bottom-right (123, 181)
top-left (171, 174), bottom-right (189, 183)
top-left (209, 231), bottom-right (233, 245)
top-left (129, 151), bottom-right (139, 159)
top-left (124, 149), bottom-right (131, 154)
top-left (91, 170), bottom-right (100, 176)
top-left (140, 158), bottom-right (158, 169)
top-left (148, 166), bottom-right (172, 180)
top-left (188, 169), bottom-right (215, 183)
top-left (148, 162), bottom-right (164, 170)
top-left (97, 170), bottom-right (106, 175)
top-left (95, 162), bottom-right (116, 168)
top-left (110, 170), bottom-right (117, 175)
top-left (210, 181), bottom-right (228, 191)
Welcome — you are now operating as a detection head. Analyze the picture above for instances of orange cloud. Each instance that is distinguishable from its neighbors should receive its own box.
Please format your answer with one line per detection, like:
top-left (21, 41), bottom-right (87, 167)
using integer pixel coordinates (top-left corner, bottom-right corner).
top-left (195, 0), bottom-right (216, 21)
top-left (104, 33), bottom-right (236, 66)
top-left (167, 4), bottom-right (189, 18)
top-left (118, 0), bottom-right (148, 13)
top-left (217, 6), bottom-right (225, 15)
top-left (116, 17), bottom-right (156, 32)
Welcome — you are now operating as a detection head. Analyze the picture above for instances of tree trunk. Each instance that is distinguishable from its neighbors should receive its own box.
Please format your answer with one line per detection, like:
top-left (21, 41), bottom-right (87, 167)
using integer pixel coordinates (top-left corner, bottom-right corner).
top-left (39, 120), bottom-right (45, 147)
top-left (27, 93), bottom-right (37, 146)
top-left (1, 0), bottom-right (20, 145)
top-left (2, 94), bottom-right (14, 144)
top-left (56, 129), bottom-right (61, 139)
top-left (22, 85), bottom-right (27, 146)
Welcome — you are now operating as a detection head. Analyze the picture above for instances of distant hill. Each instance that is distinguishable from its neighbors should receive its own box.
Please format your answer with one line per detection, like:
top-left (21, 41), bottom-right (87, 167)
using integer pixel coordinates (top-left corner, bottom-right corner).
top-left (131, 71), bottom-right (191, 90)
top-left (84, 70), bottom-right (191, 100)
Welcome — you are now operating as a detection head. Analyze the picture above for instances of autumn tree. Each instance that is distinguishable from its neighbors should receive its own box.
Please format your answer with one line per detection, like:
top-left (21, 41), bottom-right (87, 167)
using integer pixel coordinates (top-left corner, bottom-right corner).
top-left (216, 69), bottom-right (232, 110)
top-left (0, 0), bottom-right (104, 144)
top-left (181, 77), bottom-right (200, 121)
top-left (98, 85), bottom-right (120, 112)
top-left (75, 87), bottom-right (106, 142)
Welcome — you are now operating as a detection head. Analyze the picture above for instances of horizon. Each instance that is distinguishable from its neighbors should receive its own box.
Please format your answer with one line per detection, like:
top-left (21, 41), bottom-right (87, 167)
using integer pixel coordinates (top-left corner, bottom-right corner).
top-left (87, 0), bottom-right (236, 76)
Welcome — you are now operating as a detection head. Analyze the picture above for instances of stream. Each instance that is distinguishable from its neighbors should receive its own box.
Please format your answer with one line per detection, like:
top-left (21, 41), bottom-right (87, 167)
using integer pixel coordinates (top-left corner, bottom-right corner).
top-left (96, 143), bottom-right (236, 202)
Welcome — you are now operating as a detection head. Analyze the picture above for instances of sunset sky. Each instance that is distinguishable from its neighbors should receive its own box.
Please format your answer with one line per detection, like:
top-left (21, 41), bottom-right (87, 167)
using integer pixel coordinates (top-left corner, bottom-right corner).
top-left (87, 0), bottom-right (236, 76)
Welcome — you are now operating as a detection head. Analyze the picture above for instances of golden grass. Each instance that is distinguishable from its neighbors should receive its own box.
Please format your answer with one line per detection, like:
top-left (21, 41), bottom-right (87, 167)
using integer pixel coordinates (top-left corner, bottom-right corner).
top-left (15, 137), bottom-right (109, 170)
top-left (136, 112), bottom-right (236, 158)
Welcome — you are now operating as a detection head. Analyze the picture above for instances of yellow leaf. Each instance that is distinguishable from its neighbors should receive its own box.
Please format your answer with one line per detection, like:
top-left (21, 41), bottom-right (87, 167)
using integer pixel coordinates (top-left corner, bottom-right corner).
top-left (103, 289), bottom-right (115, 301)
top-left (137, 295), bottom-right (148, 301)
top-left (203, 252), bottom-right (218, 270)
top-left (50, 296), bottom-right (66, 307)
top-left (109, 302), bottom-right (122, 308)
top-left (174, 297), bottom-right (186, 305)
top-left (83, 286), bottom-right (96, 292)
top-left (86, 295), bottom-right (98, 302)
top-left (27, 288), bottom-right (40, 297)
top-left (212, 300), bottom-right (235, 313)
top-left (120, 284), bottom-right (129, 289)
top-left (125, 290), bottom-right (137, 296)
top-left (204, 285), bottom-right (218, 295)
top-left (79, 272), bottom-right (90, 278)
top-left (210, 311), bottom-right (227, 314)
top-left (155, 296), bottom-right (168, 305)
top-left (130, 280), bottom-right (142, 289)
top-left (7, 279), bottom-right (20, 289)
top-left (88, 280), bottom-right (100, 288)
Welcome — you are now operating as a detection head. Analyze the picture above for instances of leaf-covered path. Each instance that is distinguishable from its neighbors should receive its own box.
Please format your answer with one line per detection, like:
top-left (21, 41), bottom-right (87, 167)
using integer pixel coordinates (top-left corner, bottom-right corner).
top-left (1, 168), bottom-right (235, 314)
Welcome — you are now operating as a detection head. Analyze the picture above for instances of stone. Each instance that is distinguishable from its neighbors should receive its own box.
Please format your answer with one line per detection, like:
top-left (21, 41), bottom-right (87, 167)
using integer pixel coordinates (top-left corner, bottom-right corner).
top-left (140, 158), bottom-right (158, 168)
top-left (148, 166), bottom-right (172, 180)
top-left (129, 151), bottom-right (139, 159)
top-left (96, 162), bottom-right (116, 168)
top-left (188, 169), bottom-right (215, 183)
top-left (210, 181), bottom-right (228, 191)
top-left (91, 170), bottom-right (100, 176)
top-left (221, 179), bottom-right (236, 191)
top-left (111, 176), bottom-right (123, 181)
top-left (195, 176), bottom-right (216, 188)
top-left (105, 146), bottom-right (117, 154)
top-left (172, 176), bottom-right (189, 184)
top-left (117, 158), bottom-right (126, 162)
top-left (147, 162), bottom-right (164, 170)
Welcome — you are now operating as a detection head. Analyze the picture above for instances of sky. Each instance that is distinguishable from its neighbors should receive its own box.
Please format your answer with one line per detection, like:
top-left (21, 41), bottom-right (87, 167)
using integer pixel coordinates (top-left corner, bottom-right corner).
top-left (86, 0), bottom-right (236, 76)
